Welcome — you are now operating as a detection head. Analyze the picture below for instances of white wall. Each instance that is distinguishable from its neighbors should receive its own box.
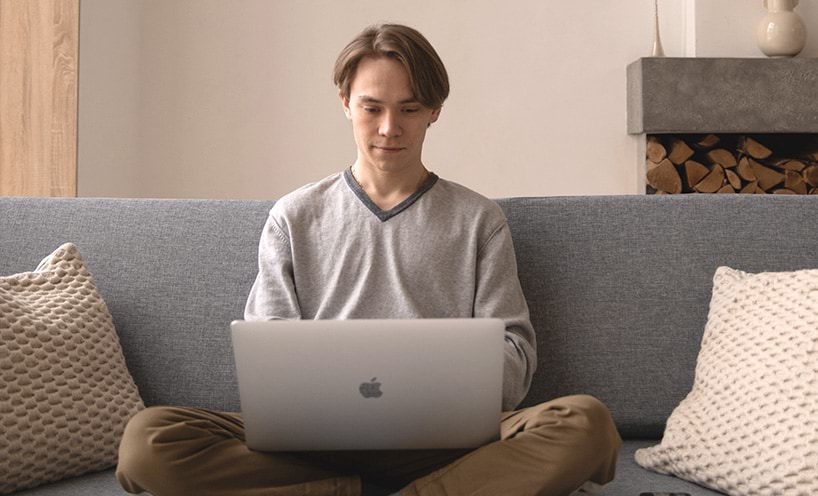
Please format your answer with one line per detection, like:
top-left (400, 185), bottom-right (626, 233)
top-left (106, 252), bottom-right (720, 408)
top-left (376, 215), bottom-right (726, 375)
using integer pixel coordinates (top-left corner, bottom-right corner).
top-left (77, 0), bottom-right (817, 200)
top-left (77, 0), bottom-right (143, 197)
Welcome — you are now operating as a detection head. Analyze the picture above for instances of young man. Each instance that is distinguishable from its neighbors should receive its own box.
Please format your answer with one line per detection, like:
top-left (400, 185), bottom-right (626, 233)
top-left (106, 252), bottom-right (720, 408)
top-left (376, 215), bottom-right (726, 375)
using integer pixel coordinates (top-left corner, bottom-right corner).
top-left (116, 24), bottom-right (621, 496)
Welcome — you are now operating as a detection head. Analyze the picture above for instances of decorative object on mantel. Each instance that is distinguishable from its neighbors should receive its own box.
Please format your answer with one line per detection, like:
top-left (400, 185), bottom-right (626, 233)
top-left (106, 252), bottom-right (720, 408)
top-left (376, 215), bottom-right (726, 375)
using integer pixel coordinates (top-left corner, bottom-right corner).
top-left (757, 0), bottom-right (807, 57)
top-left (645, 134), bottom-right (818, 194)
top-left (651, 0), bottom-right (665, 57)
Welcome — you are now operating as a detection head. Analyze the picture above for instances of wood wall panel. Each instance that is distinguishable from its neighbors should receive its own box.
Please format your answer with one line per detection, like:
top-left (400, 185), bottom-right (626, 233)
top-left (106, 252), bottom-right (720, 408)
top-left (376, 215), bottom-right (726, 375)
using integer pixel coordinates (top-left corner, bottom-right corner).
top-left (0, 0), bottom-right (78, 197)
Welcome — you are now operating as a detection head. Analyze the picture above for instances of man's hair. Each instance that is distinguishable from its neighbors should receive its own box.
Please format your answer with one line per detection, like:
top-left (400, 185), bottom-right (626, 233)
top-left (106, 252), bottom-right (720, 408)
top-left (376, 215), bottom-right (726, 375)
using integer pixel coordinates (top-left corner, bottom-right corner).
top-left (333, 24), bottom-right (450, 110)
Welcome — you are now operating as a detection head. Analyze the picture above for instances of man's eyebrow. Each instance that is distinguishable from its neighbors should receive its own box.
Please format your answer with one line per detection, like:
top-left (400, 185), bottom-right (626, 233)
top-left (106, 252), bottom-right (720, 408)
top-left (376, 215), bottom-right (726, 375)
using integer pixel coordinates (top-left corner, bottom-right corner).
top-left (357, 95), bottom-right (419, 105)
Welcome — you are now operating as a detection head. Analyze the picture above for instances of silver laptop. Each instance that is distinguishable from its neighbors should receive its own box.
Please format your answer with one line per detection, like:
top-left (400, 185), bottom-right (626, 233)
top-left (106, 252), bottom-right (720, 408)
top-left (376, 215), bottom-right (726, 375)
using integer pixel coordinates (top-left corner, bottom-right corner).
top-left (230, 318), bottom-right (504, 451)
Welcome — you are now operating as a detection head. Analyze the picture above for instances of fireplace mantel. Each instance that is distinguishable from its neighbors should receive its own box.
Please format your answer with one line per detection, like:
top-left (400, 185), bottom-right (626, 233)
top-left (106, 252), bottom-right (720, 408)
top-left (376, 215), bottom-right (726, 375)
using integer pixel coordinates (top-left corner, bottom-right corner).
top-left (627, 58), bottom-right (818, 135)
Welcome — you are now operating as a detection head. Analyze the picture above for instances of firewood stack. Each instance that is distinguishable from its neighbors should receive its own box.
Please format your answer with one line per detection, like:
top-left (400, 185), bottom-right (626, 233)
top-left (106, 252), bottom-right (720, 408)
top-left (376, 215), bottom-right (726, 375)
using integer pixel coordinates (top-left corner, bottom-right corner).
top-left (645, 134), bottom-right (818, 195)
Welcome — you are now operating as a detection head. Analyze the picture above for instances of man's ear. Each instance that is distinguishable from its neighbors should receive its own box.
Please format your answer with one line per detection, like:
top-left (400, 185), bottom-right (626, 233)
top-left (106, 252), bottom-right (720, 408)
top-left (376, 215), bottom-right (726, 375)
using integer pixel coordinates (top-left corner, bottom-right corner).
top-left (429, 106), bottom-right (442, 126)
top-left (340, 90), bottom-right (352, 120)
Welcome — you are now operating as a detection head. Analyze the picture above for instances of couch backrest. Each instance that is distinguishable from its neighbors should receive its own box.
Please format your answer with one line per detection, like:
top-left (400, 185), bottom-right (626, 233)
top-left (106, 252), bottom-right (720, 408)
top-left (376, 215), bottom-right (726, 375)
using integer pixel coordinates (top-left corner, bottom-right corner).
top-left (498, 195), bottom-right (818, 437)
top-left (0, 198), bottom-right (270, 414)
top-left (2, 195), bottom-right (817, 438)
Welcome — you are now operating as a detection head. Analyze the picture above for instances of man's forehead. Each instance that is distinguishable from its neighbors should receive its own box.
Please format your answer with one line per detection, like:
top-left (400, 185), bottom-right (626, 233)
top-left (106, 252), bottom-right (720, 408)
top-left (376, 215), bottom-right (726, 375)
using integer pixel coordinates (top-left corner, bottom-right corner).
top-left (347, 56), bottom-right (418, 105)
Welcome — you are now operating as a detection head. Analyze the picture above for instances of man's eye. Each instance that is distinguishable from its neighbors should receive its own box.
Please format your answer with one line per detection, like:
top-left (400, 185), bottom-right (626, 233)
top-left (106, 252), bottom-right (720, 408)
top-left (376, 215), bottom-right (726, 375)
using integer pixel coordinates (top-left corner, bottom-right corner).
top-left (403, 108), bottom-right (420, 113)
top-left (363, 107), bottom-right (379, 113)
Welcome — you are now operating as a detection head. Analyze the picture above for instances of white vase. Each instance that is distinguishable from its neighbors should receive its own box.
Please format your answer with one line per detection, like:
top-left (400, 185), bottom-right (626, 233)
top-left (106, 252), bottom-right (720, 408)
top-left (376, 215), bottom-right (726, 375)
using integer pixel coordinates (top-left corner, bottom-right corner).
top-left (756, 0), bottom-right (807, 57)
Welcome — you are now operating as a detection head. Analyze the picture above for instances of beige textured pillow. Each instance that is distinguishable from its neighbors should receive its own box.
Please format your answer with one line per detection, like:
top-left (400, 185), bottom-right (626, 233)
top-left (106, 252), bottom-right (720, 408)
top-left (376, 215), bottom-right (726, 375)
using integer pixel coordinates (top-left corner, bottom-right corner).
top-left (635, 266), bottom-right (818, 496)
top-left (0, 244), bottom-right (144, 494)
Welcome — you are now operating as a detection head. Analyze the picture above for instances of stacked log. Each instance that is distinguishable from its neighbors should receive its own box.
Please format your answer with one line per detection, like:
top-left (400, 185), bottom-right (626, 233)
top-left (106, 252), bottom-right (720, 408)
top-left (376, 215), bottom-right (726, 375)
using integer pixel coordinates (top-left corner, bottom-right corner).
top-left (645, 134), bottom-right (818, 195)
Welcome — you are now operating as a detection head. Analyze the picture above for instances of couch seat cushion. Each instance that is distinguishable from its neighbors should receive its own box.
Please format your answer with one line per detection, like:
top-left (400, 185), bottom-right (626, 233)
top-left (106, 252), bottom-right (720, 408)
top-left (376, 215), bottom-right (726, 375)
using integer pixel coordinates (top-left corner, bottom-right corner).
top-left (9, 469), bottom-right (126, 496)
top-left (606, 440), bottom-right (725, 495)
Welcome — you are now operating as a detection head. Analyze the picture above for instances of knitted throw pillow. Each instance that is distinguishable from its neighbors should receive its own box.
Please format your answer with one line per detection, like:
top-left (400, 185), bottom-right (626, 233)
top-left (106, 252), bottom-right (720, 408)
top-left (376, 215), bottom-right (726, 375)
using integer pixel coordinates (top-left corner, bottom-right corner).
top-left (635, 266), bottom-right (818, 496)
top-left (0, 244), bottom-right (144, 494)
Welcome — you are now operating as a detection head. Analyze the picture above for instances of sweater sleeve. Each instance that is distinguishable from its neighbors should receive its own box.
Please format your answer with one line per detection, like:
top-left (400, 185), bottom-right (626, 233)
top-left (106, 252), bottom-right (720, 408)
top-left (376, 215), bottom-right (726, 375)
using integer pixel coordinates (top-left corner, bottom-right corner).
top-left (244, 211), bottom-right (302, 321)
top-left (475, 222), bottom-right (537, 411)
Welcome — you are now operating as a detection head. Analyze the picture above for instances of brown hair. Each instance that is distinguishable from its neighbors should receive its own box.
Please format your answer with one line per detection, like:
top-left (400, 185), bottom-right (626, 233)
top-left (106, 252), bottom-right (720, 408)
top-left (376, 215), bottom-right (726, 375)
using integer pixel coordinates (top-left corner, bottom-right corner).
top-left (333, 24), bottom-right (450, 109)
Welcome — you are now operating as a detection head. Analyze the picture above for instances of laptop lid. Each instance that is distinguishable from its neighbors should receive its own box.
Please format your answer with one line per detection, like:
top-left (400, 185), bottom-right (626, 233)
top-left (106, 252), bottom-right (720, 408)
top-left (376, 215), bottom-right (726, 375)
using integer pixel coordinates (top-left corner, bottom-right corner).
top-left (230, 318), bottom-right (504, 451)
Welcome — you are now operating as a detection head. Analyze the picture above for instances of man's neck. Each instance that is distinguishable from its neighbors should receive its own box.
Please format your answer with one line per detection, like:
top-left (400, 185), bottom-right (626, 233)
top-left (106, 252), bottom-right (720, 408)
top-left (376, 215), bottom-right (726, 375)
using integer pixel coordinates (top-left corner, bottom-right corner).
top-left (350, 162), bottom-right (429, 211)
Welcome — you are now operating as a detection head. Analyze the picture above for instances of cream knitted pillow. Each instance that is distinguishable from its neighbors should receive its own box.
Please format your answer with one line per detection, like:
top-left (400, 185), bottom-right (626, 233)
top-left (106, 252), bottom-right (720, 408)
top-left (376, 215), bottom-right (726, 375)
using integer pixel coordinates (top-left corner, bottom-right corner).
top-left (635, 266), bottom-right (818, 496)
top-left (0, 244), bottom-right (144, 494)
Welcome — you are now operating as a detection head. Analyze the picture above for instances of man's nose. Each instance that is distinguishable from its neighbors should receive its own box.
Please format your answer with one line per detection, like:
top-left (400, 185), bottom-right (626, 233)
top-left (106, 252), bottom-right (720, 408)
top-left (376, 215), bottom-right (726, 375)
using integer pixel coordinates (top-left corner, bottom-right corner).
top-left (379, 112), bottom-right (402, 137)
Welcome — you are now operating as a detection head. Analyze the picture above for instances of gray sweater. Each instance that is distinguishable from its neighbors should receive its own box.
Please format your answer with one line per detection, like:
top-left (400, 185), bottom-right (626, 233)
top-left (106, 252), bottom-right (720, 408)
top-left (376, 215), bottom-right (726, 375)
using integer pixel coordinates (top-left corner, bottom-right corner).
top-left (245, 170), bottom-right (536, 410)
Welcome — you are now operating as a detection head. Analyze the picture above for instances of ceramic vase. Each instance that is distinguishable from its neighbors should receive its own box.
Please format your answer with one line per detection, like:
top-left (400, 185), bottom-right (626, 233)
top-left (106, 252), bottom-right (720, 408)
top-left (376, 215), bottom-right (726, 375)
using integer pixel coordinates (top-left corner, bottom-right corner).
top-left (651, 0), bottom-right (665, 57)
top-left (756, 0), bottom-right (807, 57)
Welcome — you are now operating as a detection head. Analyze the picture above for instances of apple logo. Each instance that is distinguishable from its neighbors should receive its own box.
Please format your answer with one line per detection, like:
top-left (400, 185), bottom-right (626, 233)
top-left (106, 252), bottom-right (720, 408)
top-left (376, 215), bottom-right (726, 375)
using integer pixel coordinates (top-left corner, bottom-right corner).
top-left (359, 377), bottom-right (383, 398)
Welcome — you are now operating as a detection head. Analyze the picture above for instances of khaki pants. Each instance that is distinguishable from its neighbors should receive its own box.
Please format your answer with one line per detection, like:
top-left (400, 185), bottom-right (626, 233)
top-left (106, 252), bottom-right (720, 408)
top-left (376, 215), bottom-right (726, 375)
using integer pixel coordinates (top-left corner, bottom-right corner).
top-left (116, 395), bottom-right (621, 496)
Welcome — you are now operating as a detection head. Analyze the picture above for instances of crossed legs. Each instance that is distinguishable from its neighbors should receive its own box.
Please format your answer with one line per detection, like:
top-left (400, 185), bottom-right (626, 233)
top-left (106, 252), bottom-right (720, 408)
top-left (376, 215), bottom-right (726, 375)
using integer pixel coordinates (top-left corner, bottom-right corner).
top-left (116, 395), bottom-right (621, 496)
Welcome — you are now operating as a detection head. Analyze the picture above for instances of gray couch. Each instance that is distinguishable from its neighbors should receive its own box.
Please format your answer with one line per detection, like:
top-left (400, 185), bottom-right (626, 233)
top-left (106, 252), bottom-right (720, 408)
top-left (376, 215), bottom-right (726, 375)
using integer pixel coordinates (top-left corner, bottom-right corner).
top-left (2, 194), bottom-right (816, 496)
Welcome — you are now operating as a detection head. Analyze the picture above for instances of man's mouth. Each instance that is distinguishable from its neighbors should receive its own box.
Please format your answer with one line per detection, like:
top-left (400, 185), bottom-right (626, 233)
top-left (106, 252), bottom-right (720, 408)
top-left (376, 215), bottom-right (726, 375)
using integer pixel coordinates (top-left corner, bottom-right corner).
top-left (373, 146), bottom-right (404, 153)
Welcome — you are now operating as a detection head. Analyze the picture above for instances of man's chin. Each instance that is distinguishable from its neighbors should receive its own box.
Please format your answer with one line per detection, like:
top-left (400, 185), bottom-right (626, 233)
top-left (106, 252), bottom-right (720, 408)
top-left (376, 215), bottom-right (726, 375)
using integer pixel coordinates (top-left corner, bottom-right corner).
top-left (363, 157), bottom-right (407, 172)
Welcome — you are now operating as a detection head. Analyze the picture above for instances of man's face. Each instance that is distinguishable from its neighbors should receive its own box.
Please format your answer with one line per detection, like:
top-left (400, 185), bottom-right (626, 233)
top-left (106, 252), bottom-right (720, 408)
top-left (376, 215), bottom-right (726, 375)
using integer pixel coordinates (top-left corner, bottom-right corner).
top-left (342, 56), bottom-right (441, 175)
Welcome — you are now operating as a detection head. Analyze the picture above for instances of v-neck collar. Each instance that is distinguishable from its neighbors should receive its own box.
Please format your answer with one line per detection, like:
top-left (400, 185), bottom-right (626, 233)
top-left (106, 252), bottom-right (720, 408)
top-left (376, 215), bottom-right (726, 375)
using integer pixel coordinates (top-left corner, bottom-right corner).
top-left (343, 168), bottom-right (439, 222)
